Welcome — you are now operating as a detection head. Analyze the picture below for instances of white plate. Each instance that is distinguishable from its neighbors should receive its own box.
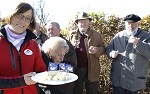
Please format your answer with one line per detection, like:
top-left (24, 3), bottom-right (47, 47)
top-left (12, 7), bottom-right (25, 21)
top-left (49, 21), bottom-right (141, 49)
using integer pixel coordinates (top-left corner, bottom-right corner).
top-left (31, 71), bottom-right (78, 85)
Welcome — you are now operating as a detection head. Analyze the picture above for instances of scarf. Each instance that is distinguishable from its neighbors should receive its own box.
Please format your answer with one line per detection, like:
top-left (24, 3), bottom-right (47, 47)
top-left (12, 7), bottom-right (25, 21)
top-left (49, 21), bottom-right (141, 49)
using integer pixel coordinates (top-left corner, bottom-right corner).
top-left (4, 25), bottom-right (27, 51)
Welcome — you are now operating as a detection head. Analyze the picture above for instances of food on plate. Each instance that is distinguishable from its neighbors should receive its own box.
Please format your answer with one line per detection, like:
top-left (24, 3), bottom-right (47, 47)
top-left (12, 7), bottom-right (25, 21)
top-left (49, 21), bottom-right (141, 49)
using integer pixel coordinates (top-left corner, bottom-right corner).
top-left (41, 71), bottom-right (70, 81)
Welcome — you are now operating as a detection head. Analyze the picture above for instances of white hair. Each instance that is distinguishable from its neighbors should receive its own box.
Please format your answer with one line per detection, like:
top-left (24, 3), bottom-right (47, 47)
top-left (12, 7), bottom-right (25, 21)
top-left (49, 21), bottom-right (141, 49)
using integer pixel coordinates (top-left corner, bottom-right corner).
top-left (42, 37), bottom-right (69, 56)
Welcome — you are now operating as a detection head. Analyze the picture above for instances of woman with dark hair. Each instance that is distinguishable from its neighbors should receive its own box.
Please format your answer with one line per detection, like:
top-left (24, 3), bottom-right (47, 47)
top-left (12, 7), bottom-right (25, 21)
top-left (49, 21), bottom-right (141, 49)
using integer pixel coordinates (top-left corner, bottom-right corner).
top-left (0, 2), bottom-right (46, 94)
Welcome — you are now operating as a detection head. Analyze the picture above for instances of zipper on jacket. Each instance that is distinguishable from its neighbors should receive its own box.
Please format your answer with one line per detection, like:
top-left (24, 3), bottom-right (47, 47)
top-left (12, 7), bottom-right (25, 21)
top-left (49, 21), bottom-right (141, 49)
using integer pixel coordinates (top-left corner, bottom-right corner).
top-left (18, 52), bottom-right (22, 76)
top-left (9, 46), bottom-right (16, 70)
top-left (18, 51), bottom-right (24, 94)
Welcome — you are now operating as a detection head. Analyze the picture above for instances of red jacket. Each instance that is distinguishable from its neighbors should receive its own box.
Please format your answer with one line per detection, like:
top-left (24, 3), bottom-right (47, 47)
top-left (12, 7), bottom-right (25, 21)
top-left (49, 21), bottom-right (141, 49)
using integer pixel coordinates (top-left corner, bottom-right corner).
top-left (0, 26), bottom-right (47, 94)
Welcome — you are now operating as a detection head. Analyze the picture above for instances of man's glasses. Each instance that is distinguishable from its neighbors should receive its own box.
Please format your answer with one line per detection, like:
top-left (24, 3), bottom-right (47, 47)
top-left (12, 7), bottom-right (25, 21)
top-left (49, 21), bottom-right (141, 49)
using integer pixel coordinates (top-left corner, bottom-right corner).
top-left (15, 14), bottom-right (33, 23)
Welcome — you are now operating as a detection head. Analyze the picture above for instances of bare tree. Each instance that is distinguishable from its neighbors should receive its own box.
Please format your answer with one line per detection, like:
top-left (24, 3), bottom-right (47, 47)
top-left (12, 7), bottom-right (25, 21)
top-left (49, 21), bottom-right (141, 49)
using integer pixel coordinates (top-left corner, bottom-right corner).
top-left (33, 0), bottom-right (51, 31)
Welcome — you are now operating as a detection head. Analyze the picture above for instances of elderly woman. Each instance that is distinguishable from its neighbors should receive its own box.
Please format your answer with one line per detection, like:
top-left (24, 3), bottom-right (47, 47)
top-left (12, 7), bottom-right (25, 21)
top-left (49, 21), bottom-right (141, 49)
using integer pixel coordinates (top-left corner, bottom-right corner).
top-left (41, 37), bottom-right (74, 94)
top-left (42, 37), bottom-right (69, 64)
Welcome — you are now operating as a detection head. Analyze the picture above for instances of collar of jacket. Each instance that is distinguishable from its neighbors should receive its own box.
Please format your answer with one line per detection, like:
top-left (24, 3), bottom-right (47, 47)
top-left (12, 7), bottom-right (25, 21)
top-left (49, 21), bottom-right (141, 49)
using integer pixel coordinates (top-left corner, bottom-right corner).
top-left (134, 28), bottom-right (142, 37)
top-left (59, 33), bottom-right (64, 38)
top-left (0, 25), bottom-right (37, 41)
top-left (77, 27), bottom-right (92, 38)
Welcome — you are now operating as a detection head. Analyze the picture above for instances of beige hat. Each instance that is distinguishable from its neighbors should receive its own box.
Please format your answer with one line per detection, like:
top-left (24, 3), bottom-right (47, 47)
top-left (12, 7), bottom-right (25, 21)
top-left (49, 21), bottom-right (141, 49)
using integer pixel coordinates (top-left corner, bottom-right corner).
top-left (75, 12), bottom-right (92, 23)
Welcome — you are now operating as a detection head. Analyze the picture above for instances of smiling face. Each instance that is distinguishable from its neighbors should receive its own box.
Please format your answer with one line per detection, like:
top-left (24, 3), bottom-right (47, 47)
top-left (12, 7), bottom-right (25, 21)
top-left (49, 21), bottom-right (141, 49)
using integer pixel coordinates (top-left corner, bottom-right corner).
top-left (4, 2), bottom-right (36, 33)
top-left (9, 10), bottom-right (32, 34)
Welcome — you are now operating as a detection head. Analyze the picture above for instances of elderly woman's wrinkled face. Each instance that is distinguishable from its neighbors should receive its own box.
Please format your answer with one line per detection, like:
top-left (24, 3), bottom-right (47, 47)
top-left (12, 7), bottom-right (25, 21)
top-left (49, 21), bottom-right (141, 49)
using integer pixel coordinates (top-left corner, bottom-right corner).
top-left (51, 48), bottom-right (68, 63)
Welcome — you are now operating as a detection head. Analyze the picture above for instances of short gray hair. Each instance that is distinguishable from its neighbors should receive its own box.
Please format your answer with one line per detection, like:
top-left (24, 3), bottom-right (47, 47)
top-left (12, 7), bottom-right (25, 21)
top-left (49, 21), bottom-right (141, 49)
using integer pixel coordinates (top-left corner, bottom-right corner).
top-left (50, 22), bottom-right (60, 29)
top-left (42, 37), bottom-right (69, 56)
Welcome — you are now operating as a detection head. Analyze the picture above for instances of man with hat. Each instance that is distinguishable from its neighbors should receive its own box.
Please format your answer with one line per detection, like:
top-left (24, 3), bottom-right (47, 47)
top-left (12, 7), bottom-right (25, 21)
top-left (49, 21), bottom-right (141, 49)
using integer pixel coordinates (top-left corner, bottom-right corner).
top-left (106, 14), bottom-right (150, 94)
top-left (67, 12), bottom-right (105, 94)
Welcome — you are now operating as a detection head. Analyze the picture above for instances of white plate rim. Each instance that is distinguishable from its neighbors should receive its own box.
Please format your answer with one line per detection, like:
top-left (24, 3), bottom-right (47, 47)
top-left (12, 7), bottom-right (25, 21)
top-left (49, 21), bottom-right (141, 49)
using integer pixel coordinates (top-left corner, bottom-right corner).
top-left (31, 71), bottom-right (78, 85)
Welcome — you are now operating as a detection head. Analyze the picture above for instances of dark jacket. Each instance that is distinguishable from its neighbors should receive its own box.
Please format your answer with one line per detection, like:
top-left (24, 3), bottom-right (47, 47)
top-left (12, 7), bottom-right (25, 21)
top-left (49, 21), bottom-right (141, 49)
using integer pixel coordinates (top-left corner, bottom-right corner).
top-left (106, 29), bottom-right (150, 91)
top-left (0, 26), bottom-right (47, 94)
top-left (35, 31), bottom-right (48, 46)
top-left (59, 34), bottom-right (77, 67)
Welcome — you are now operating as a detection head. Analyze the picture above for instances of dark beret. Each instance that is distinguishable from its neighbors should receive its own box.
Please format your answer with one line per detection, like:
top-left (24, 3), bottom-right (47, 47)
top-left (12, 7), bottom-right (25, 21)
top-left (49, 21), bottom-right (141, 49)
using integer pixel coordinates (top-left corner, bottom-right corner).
top-left (123, 14), bottom-right (141, 22)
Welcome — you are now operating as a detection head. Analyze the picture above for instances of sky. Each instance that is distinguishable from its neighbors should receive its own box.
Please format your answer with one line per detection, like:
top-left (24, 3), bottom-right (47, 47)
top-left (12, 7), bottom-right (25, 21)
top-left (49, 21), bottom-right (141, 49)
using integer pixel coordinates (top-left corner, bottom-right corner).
top-left (0, 0), bottom-right (150, 29)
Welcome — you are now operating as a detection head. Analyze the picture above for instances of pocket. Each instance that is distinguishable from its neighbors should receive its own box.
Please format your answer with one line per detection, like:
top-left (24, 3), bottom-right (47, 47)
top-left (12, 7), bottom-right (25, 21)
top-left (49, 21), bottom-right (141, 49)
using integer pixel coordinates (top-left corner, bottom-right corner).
top-left (137, 76), bottom-right (146, 79)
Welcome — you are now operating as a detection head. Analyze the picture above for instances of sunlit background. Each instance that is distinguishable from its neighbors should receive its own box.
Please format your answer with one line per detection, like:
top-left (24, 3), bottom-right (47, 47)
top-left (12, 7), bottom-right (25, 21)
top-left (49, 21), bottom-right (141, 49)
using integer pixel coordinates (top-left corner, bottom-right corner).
top-left (0, 0), bottom-right (150, 29)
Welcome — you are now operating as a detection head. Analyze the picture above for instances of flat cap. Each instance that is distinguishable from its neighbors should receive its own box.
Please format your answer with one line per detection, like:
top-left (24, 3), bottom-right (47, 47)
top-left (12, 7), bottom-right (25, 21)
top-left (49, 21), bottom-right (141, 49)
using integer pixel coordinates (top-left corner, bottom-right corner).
top-left (123, 14), bottom-right (141, 22)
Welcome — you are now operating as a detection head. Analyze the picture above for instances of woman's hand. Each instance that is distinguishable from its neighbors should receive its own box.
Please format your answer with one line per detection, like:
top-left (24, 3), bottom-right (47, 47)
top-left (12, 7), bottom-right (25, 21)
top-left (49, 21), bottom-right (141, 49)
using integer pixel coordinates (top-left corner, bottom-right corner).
top-left (24, 72), bottom-right (36, 85)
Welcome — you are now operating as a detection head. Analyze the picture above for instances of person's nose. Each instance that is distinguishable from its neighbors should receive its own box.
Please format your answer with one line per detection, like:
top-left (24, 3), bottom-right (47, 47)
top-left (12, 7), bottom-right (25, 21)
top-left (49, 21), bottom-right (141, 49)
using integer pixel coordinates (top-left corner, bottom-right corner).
top-left (60, 56), bottom-right (64, 61)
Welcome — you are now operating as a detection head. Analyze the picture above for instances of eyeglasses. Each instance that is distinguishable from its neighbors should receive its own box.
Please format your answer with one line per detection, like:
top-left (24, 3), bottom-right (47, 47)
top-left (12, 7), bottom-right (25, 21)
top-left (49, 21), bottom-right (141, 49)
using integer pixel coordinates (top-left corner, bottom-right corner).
top-left (15, 14), bottom-right (33, 23)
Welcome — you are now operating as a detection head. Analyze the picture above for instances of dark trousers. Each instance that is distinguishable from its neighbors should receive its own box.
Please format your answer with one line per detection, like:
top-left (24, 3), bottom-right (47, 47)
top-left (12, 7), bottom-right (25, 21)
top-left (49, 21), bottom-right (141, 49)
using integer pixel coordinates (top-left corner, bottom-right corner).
top-left (45, 85), bottom-right (73, 94)
top-left (113, 86), bottom-right (139, 94)
top-left (73, 67), bottom-right (98, 94)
